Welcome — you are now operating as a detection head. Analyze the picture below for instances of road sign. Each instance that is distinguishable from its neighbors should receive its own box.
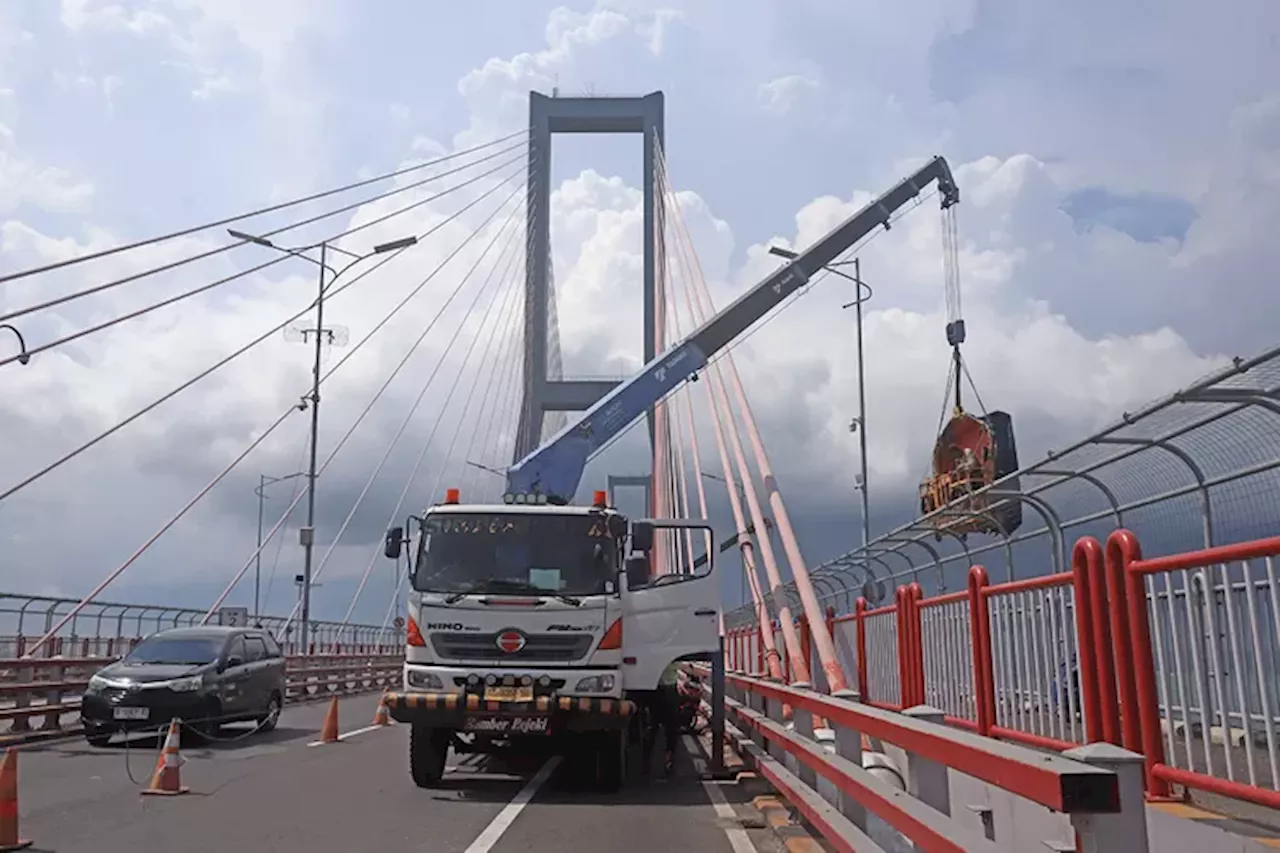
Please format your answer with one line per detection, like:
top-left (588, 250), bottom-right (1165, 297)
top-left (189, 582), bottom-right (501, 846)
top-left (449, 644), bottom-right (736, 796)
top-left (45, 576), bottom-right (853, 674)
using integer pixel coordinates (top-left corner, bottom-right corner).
top-left (218, 607), bottom-right (249, 627)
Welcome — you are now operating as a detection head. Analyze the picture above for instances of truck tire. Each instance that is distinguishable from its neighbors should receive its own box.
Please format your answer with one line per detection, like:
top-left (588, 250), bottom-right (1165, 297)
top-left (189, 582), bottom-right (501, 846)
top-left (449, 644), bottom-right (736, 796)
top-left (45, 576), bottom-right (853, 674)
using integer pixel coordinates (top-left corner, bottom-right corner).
top-left (595, 730), bottom-right (626, 793)
top-left (410, 723), bottom-right (449, 788)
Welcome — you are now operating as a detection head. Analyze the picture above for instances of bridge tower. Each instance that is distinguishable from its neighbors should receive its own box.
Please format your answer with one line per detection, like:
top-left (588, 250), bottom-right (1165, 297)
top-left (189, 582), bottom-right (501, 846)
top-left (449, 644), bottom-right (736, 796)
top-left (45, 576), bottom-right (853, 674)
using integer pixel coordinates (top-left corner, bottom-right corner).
top-left (514, 90), bottom-right (666, 505)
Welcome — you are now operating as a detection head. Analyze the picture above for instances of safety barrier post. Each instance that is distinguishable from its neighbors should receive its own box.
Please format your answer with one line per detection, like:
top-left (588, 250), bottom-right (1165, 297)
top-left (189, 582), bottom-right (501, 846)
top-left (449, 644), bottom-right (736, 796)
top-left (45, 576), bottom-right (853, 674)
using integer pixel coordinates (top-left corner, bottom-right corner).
top-left (854, 597), bottom-right (869, 701)
top-left (829, 687), bottom-right (868, 832)
top-left (1103, 532), bottom-right (1143, 755)
top-left (967, 566), bottom-right (995, 737)
top-left (792, 686), bottom-right (818, 789)
top-left (1107, 530), bottom-right (1173, 799)
top-left (903, 705), bottom-right (951, 816)
top-left (1063, 742), bottom-right (1150, 852)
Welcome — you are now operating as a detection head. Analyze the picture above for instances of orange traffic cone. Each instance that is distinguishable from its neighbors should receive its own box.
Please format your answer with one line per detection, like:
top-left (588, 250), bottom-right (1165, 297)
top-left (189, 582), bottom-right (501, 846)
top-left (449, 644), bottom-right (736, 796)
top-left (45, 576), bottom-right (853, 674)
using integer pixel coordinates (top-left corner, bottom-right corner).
top-left (372, 690), bottom-right (390, 727)
top-left (319, 696), bottom-right (340, 743)
top-left (0, 749), bottom-right (32, 850)
top-left (141, 718), bottom-right (189, 796)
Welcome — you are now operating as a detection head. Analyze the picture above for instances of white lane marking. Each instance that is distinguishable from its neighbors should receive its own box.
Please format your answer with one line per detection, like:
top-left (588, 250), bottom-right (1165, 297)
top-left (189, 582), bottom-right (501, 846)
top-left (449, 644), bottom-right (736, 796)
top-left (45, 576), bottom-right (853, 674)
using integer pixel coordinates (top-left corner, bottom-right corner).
top-left (461, 756), bottom-right (561, 853)
top-left (701, 778), bottom-right (758, 853)
top-left (307, 723), bottom-right (388, 746)
top-left (688, 735), bottom-right (756, 853)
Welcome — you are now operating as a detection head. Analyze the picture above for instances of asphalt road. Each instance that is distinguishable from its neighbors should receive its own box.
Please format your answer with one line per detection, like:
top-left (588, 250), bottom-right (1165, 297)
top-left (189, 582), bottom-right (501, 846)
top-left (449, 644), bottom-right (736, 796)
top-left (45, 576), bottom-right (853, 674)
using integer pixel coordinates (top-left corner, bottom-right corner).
top-left (13, 694), bottom-right (780, 852)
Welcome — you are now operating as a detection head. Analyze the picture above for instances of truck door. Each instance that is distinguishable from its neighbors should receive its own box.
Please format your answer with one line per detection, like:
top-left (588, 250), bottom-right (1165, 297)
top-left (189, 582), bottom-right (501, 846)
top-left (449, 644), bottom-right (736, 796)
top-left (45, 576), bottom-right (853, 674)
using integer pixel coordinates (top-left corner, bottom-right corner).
top-left (621, 561), bottom-right (720, 691)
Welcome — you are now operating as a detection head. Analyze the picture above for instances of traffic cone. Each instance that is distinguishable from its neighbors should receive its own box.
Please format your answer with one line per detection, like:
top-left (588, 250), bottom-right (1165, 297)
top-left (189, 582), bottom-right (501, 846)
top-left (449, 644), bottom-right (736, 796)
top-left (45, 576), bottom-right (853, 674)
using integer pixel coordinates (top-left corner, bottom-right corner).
top-left (0, 749), bottom-right (32, 850)
top-left (319, 696), bottom-right (340, 743)
top-left (141, 718), bottom-right (189, 796)
top-left (372, 690), bottom-right (390, 727)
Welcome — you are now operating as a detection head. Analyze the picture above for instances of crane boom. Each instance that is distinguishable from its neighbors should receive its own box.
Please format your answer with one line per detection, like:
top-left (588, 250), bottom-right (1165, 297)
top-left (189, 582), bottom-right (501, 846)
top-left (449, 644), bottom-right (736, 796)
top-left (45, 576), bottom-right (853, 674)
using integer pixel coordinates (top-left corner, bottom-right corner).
top-left (505, 155), bottom-right (960, 504)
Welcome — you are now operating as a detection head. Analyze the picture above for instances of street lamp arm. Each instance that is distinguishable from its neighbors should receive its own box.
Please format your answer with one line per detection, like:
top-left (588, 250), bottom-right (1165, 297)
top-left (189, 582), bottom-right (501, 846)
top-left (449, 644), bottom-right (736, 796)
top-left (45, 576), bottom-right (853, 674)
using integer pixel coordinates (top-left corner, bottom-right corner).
top-left (254, 471), bottom-right (308, 498)
top-left (0, 324), bottom-right (30, 366)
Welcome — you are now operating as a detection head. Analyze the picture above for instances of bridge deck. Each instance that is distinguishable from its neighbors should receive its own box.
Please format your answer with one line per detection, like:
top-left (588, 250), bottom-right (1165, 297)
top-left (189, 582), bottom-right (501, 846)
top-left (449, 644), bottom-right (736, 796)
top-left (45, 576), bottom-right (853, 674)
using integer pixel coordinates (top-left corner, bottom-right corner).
top-left (16, 695), bottom-right (775, 853)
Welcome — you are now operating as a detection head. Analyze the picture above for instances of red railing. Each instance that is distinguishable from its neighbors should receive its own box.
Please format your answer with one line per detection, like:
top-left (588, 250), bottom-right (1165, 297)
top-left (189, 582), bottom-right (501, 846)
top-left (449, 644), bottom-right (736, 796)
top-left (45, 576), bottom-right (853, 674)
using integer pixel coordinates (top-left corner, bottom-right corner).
top-left (1105, 530), bottom-right (1280, 811)
top-left (727, 528), bottom-right (1280, 812)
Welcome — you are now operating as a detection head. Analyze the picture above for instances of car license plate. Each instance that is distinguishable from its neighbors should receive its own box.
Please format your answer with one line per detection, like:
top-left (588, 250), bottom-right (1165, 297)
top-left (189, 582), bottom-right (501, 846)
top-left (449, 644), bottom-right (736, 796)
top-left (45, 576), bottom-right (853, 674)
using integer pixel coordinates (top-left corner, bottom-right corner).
top-left (483, 686), bottom-right (535, 703)
top-left (112, 707), bottom-right (149, 721)
top-left (462, 715), bottom-right (550, 735)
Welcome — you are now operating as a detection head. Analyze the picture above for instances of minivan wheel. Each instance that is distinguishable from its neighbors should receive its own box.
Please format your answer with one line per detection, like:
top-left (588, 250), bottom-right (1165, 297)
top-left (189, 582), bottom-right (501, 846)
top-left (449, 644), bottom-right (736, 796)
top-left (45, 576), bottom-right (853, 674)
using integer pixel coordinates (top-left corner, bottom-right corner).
top-left (258, 694), bottom-right (282, 733)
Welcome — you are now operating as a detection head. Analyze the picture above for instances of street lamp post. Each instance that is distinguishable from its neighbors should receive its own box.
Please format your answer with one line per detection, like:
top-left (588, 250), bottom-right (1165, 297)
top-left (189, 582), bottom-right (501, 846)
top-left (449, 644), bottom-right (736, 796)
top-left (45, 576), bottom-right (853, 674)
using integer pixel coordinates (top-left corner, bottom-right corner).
top-left (254, 472), bottom-right (307, 622)
top-left (769, 247), bottom-right (874, 549)
top-left (0, 324), bottom-right (30, 366)
top-left (230, 229), bottom-right (418, 653)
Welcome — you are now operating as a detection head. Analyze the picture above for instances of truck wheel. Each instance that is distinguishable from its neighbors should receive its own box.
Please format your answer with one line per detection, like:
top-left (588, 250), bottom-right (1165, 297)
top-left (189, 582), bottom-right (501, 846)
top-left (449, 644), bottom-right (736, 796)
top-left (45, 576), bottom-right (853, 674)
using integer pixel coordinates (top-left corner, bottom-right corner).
top-left (595, 730), bottom-right (626, 793)
top-left (410, 723), bottom-right (449, 788)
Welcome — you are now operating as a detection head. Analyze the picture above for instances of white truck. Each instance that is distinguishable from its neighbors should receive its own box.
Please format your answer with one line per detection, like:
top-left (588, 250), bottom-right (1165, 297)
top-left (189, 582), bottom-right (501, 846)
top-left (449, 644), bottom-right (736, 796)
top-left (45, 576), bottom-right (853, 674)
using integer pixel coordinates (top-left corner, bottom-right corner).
top-left (379, 154), bottom-right (960, 790)
top-left (381, 488), bottom-right (718, 790)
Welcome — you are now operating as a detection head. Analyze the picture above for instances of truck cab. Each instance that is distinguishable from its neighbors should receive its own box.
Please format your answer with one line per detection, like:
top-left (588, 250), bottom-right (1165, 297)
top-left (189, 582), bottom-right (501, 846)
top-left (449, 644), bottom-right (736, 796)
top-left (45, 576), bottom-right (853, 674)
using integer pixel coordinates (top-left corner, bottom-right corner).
top-left (381, 487), bottom-right (719, 791)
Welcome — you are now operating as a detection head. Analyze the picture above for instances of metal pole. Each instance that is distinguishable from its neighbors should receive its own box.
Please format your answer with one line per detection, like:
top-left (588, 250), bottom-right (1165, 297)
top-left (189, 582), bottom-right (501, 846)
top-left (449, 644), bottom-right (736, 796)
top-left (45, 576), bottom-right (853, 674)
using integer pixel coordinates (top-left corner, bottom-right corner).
top-left (255, 474), bottom-right (265, 622)
top-left (301, 243), bottom-right (326, 655)
top-left (853, 257), bottom-right (871, 549)
top-left (711, 634), bottom-right (726, 775)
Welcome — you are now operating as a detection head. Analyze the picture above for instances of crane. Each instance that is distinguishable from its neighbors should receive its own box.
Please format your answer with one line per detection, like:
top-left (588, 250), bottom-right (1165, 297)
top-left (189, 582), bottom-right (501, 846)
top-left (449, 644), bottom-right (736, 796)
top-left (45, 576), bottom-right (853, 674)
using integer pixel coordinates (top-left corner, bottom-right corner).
top-left (504, 156), bottom-right (961, 505)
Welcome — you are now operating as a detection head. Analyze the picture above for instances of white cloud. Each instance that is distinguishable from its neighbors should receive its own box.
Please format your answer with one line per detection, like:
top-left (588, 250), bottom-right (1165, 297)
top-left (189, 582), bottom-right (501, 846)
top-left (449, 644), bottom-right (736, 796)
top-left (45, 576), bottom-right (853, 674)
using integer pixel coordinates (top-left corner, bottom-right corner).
top-left (757, 74), bottom-right (819, 115)
top-left (0, 1), bottom-right (1272, 625)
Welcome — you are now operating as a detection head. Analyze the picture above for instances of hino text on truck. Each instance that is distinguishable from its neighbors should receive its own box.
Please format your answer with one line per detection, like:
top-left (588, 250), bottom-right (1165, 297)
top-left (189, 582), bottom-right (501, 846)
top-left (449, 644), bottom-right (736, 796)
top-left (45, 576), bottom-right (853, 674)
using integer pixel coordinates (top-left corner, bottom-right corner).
top-left (380, 154), bottom-right (961, 791)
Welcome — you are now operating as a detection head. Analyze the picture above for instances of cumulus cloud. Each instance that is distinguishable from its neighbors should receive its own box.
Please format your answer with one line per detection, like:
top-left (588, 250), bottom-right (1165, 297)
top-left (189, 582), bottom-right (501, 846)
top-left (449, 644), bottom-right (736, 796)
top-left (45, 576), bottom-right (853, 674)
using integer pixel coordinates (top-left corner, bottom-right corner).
top-left (0, 1), bottom-right (1270, 625)
top-left (757, 74), bottom-right (819, 115)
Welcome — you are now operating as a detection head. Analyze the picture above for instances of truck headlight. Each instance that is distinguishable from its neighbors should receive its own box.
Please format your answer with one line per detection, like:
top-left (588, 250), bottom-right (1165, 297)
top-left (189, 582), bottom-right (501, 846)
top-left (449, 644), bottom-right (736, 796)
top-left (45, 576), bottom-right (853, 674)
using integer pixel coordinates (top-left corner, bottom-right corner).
top-left (574, 674), bottom-right (615, 693)
top-left (407, 671), bottom-right (443, 690)
top-left (167, 676), bottom-right (202, 693)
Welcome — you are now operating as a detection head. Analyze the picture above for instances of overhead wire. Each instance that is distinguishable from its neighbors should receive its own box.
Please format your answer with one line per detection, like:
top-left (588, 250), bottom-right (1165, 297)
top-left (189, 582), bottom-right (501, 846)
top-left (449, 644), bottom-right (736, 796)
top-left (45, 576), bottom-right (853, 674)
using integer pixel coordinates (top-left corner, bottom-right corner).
top-left (0, 165), bottom-right (524, 505)
top-left (299, 193), bottom-right (526, 593)
top-left (456, 267), bottom-right (528, 499)
top-left (259, 431), bottom-right (312, 615)
top-left (0, 150), bottom-right (526, 367)
top-left (203, 180), bottom-right (529, 622)
top-left (299, 206), bottom-right (525, 627)
top-left (20, 174), bottom-right (524, 656)
top-left (338, 219), bottom-right (529, 626)
top-left (467, 307), bottom-right (527, 502)
top-left (0, 128), bottom-right (527, 286)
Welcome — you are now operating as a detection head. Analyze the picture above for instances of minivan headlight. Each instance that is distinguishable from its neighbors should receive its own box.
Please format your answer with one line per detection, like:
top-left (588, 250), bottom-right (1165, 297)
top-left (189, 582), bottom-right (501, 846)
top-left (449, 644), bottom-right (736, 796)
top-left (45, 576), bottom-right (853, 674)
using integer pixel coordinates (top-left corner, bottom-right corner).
top-left (168, 676), bottom-right (202, 693)
top-left (86, 675), bottom-right (109, 693)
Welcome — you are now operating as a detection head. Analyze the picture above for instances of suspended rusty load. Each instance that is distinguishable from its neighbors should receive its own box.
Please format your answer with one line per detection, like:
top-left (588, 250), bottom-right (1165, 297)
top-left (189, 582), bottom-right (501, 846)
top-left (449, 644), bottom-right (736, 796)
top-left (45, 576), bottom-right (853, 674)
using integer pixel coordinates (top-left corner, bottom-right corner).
top-left (917, 203), bottom-right (1022, 539)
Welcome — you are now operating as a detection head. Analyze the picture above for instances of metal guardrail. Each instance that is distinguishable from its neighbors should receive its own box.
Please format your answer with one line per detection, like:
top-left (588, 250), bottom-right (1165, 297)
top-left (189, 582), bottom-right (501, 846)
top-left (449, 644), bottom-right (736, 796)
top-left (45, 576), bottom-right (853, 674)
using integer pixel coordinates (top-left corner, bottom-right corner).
top-left (726, 527), bottom-right (1280, 815)
top-left (0, 653), bottom-right (403, 742)
top-left (710, 671), bottom-right (1147, 852)
top-left (0, 592), bottom-right (405, 658)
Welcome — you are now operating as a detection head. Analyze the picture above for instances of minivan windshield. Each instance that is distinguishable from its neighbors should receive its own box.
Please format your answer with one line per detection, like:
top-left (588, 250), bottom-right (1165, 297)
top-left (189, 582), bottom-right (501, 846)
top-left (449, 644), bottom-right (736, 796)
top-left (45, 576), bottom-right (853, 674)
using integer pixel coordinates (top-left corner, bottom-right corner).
top-left (412, 512), bottom-right (617, 597)
top-left (124, 636), bottom-right (224, 666)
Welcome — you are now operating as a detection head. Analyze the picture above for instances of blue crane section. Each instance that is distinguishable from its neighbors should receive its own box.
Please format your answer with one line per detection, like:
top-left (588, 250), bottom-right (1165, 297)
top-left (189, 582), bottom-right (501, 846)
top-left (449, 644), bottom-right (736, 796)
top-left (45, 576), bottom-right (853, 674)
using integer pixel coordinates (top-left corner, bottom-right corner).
top-left (504, 155), bottom-right (960, 505)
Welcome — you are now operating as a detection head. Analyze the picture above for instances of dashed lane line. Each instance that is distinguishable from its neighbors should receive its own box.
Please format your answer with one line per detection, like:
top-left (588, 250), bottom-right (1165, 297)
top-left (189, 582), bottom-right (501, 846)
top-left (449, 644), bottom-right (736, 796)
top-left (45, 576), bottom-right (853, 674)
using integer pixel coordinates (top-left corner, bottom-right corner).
top-left (460, 756), bottom-right (561, 853)
top-left (306, 722), bottom-right (393, 747)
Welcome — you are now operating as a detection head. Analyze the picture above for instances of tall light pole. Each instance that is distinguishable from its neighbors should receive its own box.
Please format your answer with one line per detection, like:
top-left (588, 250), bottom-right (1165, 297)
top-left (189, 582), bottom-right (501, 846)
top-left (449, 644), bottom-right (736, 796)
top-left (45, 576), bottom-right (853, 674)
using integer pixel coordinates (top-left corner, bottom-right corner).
top-left (230, 229), bottom-right (418, 653)
top-left (254, 472), bottom-right (307, 622)
top-left (0, 324), bottom-right (30, 366)
top-left (769, 247), bottom-right (873, 549)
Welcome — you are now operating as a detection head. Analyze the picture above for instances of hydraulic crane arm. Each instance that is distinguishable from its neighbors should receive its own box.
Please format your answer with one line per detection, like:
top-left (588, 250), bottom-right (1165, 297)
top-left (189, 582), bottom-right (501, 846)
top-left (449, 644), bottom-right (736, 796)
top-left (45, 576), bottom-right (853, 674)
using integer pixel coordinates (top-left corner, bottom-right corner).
top-left (505, 155), bottom-right (960, 504)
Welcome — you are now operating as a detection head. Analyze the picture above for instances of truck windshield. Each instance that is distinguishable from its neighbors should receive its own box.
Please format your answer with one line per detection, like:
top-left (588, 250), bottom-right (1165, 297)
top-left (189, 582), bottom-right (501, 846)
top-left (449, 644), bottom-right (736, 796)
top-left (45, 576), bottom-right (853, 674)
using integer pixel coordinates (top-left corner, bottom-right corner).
top-left (413, 512), bottom-right (617, 597)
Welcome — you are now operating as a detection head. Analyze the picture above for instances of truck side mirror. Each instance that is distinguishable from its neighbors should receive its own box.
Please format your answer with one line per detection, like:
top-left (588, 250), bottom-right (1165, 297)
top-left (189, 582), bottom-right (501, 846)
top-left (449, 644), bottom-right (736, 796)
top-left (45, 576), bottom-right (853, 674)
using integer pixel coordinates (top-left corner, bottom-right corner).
top-left (630, 520), bottom-right (655, 553)
top-left (625, 555), bottom-right (650, 589)
top-left (384, 527), bottom-right (403, 560)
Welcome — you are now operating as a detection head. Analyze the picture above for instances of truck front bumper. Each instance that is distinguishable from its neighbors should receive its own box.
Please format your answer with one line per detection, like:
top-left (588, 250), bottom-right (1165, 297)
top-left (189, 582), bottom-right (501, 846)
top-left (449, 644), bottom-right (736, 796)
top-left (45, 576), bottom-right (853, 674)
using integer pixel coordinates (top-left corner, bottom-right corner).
top-left (384, 690), bottom-right (636, 735)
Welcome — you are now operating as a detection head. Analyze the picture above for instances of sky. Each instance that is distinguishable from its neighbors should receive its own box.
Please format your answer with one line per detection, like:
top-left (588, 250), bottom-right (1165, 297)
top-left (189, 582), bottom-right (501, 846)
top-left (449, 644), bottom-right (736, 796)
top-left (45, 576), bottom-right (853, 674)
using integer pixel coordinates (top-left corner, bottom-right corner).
top-left (0, 0), bottom-right (1277, 633)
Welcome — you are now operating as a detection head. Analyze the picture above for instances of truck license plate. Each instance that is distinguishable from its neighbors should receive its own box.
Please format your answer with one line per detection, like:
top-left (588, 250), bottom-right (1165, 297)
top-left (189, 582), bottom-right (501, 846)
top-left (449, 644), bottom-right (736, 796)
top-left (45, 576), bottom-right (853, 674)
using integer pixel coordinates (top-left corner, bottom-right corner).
top-left (483, 686), bottom-right (534, 703)
top-left (463, 715), bottom-right (550, 735)
top-left (112, 706), bottom-right (149, 721)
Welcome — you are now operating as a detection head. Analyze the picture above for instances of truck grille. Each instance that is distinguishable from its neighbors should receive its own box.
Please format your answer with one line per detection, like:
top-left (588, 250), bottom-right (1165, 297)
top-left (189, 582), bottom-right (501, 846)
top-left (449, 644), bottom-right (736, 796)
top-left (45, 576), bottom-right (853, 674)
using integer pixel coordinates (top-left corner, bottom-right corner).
top-left (430, 632), bottom-right (593, 662)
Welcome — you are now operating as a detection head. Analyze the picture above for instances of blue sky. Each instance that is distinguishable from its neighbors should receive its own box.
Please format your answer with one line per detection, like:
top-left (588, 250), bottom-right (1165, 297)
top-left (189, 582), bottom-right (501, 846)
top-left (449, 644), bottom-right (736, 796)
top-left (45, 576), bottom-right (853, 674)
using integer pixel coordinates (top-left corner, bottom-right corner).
top-left (1, 0), bottom-right (1277, 626)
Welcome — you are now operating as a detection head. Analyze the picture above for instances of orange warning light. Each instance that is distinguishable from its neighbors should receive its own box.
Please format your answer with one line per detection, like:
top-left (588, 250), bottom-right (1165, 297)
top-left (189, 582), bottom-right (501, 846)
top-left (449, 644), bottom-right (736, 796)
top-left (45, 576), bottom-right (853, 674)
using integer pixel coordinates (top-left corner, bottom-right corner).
top-left (444, 488), bottom-right (460, 504)
top-left (592, 490), bottom-right (607, 508)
